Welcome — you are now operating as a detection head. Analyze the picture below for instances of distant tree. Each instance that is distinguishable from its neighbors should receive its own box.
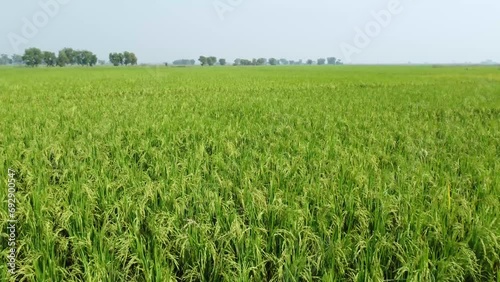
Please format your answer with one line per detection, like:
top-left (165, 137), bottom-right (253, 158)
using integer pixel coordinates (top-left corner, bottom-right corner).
top-left (252, 58), bottom-right (257, 65)
top-left (43, 51), bottom-right (57, 66)
top-left (22, 48), bottom-right (43, 67)
top-left (289, 60), bottom-right (295, 65)
top-left (123, 51), bottom-right (132, 65)
top-left (207, 56), bottom-right (217, 66)
top-left (0, 54), bottom-right (7, 65)
top-left (122, 52), bottom-right (137, 66)
top-left (234, 58), bottom-right (241, 66)
top-left (77, 51), bottom-right (86, 66)
top-left (73, 50), bottom-right (82, 65)
top-left (318, 58), bottom-right (326, 65)
top-left (240, 59), bottom-right (252, 66)
top-left (0, 54), bottom-right (12, 65)
top-left (71, 50), bottom-right (97, 66)
top-left (256, 58), bottom-right (267, 65)
top-left (336, 59), bottom-right (343, 65)
top-left (98, 60), bottom-right (106, 65)
top-left (219, 58), bottom-right (226, 66)
top-left (327, 57), bottom-right (337, 65)
top-left (173, 59), bottom-right (195, 66)
top-left (59, 48), bottom-right (76, 65)
top-left (11, 54), bottom-right (23, 65)
top-left (130, 53), bottom-right (137, 65)
top-left (279, 58), bottom-right (288, 65)
top-left (57, 50), bottom-right (69, 67)
top-left (306, 59), bottom-right (313, 65)
top-left (118, 53), bottom-right (124, 65)
top-left (89, 53), bottom-right (98, 66)
top-left (109, 53), bottom-right (124, 66)
top-left (268, 58), bottom-right (278, 65)
top-left (199, 56), bottom-right (207, 66)
top-left (68, 48), bottom-right (95, 66)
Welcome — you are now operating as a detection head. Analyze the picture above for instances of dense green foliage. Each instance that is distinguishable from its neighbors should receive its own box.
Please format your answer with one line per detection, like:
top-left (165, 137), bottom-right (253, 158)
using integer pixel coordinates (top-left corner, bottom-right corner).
top-left (21, 48), bottom-right (43, 67)
top-left (1, 66), bottom-right (499, 281)
top-left (109, 52), bottom-right (138, 66)
top-left (173, 59), bottom-right (196, 66)
top-left (20, 48), bottom-right (99, 67)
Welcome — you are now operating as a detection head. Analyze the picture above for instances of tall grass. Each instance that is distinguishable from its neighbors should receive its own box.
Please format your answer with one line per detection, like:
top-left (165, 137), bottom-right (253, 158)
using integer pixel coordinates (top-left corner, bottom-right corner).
top-left (1, 66), bottom-right (499, 281)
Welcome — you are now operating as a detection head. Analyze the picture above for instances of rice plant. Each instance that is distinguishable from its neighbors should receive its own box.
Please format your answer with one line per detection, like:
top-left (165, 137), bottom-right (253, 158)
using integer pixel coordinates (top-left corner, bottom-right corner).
top-left (0, 66), bottom-right (499, 281)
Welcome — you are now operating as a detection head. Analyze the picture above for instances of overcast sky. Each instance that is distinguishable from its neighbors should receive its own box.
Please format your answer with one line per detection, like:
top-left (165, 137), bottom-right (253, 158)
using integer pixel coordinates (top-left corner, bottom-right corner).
top-left (1, 0), bottom-right (499, 64)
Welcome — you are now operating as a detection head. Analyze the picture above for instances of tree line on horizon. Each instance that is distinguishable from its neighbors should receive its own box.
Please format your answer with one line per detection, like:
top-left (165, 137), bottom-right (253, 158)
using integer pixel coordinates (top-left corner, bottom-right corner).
top-left (193, 56), bottom-right (343, 66)
top-left (0, 54), bottom-right (23, 65)
top-left (0, 48), bottom-right (137, 67)
top-left (17, 48), bottom-right (100, 67)
top-left (1, 49), bottom-right (344, 67)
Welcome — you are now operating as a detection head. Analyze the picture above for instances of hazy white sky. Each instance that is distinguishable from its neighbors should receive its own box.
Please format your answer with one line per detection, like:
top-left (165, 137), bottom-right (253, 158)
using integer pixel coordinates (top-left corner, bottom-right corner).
top-left (1, 0), bottom-right (499, 64)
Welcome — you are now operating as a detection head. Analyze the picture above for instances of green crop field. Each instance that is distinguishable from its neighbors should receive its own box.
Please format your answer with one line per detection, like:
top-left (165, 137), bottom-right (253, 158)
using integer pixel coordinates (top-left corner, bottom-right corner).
top-left (1, 66), bottom-right (499, 281)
